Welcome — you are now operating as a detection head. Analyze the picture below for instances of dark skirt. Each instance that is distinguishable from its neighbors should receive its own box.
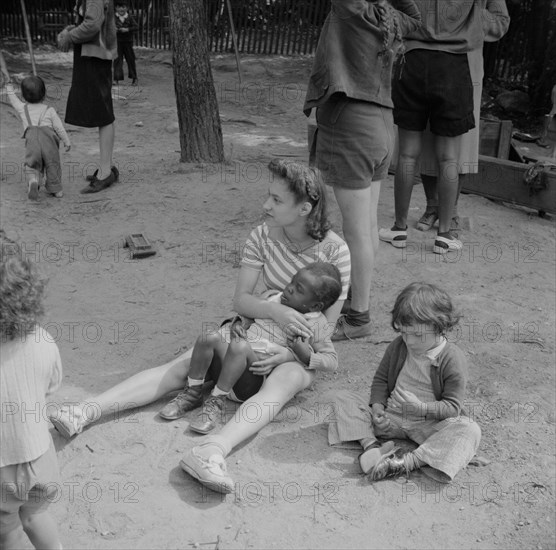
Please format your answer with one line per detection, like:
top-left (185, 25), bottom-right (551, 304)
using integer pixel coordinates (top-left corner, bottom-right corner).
top-left (65, 44), bottom-right (115, 128)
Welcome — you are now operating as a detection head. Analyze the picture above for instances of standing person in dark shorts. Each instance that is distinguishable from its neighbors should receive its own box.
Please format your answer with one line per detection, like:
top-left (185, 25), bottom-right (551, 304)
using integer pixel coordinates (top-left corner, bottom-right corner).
top-left (57, 0), bottom-right (119, 194)
top-left (113, 1), bottom-right (139, 86)
top-left (380, 0), bottom-right (492, 254)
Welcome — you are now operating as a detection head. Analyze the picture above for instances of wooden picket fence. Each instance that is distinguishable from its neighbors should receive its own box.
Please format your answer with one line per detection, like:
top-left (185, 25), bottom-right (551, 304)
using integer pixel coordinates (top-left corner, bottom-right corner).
top-left (1, 0), bottom-right (553, 106)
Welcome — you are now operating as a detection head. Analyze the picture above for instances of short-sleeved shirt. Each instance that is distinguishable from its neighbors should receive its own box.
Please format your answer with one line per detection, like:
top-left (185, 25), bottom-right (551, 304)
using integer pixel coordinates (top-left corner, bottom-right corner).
top-left (0, 326), bottom-right (63, 467)
top-left (240, 224), bottom-right (351, 302)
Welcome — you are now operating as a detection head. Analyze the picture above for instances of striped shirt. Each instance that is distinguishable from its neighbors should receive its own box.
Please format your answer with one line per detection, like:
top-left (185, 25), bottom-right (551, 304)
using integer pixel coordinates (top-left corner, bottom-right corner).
top-left (240, 223), bottom-right (351, 302)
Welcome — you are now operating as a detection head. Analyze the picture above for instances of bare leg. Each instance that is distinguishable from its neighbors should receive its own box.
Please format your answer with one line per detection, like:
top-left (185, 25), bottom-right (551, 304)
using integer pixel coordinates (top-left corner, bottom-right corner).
top-left (369, 181), bottom-right (381, 262)
top-left (0, 526), bottom-right (26, 550)
top-left (333, 185), bottom-right (373, 313)
top-left (434, 135), bottom-right (461, 234)
top-left (453, 173), bottom-right (466, 217)
top-left (20, 510), bottom-right (61, 550)
top-left (216, 339), bottom-right (257, 393)
top-left (81, 348), bottom-right (193, 422)
top-left (188, 334), bottom-right (229, 381)
top-left (180, 361), bottom-right (315, 492)
top-left (421, 174), bottom-right (438, 211)
top-left (98, 123), bottom-right (115, 179)
top-left (395, 129), bottom-right (423, 230)
top-left (216, 361), bottom-right (315, 452)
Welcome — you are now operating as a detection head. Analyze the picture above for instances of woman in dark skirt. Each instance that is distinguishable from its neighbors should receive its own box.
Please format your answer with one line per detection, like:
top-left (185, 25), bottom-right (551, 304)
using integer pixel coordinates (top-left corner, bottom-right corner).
top-left (58, 0), bottom-right (118, 193)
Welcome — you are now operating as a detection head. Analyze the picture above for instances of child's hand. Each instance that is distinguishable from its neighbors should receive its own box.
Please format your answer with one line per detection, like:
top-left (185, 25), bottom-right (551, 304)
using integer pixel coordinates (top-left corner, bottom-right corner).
top-left (230, 318), bottom-right (246, 339)
top-left (250, 343), bottom-right (292, 375)
top-left (289, 335), bottom-right (312, 366)
top-left (371, 403), bottom-right (390, 429)
top-left (389, 388), bottom-right (426, 417)
top-left (65, 144), bottom-right (71, 152)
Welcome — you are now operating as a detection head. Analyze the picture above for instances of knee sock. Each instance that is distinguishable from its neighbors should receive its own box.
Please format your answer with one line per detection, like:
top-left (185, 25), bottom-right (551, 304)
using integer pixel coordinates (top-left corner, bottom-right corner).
top-left (403, 452), bottom-right (425, 472)
top-left (345, 307), bottom-right (370, 327)
top-left (188, 377), bottom-right (204, 387)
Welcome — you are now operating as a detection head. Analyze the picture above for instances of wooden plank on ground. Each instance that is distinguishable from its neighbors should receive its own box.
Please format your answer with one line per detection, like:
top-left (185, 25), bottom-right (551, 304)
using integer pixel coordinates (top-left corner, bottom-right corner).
top-left (462, 155), bottom-right (556, 215)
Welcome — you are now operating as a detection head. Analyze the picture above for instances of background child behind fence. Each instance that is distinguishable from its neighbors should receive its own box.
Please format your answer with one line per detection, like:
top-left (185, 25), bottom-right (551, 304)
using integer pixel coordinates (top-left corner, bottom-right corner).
top-left (114, 1), bottom-right (139, 85)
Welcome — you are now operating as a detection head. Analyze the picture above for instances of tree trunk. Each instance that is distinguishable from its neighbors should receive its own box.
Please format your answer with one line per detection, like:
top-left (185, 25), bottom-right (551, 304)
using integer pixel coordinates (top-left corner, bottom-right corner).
top-left (527, 0), bottom-right (555, 113)
top-left (169, 0), bottom-right (224, 162)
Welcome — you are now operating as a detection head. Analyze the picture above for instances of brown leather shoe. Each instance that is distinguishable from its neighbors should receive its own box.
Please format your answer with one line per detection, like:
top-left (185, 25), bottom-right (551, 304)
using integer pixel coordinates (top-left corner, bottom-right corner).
top-left (368, 450), bottom-right (408, 482)
top-left (189, 394), bottom-right (227, 434)
top-left (159, 384), bottom-right (203, 420)
top-left (332, 315), bottom-right (372, 342)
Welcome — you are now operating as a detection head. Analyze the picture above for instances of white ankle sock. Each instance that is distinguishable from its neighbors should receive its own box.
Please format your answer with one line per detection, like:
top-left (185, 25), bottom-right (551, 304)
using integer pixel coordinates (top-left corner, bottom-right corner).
top-left (211, 386), bottom-right (229, 397)
top-left (188, 377), bottom-right (204, 387)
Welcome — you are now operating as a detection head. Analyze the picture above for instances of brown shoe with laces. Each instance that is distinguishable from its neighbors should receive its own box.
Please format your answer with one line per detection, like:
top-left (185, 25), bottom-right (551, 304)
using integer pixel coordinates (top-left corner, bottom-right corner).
top-left (368, 450), bottom-right (408, 481)
top-left (159, 384), bottom-right (203, 420)
top-left (189, 394), bottom-right (227, 434)
top-left (332, 315), bottom-right (372, 342)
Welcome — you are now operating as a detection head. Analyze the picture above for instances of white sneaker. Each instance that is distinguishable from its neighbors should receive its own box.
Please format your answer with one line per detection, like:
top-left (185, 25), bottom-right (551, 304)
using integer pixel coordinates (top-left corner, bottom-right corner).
top-left (49, 405), bottom-right (86, 439)
top-left (180, 445), bottom-right (234, 494)
top-left (433, 234), bottom-right (463, 254)
top-left (378, 226), bottom-right (407, 248)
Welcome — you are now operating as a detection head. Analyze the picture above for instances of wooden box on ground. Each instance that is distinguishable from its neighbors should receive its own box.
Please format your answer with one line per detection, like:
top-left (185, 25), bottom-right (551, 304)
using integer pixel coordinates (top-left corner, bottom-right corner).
top-left (462, 156), bottom-right (556, 215)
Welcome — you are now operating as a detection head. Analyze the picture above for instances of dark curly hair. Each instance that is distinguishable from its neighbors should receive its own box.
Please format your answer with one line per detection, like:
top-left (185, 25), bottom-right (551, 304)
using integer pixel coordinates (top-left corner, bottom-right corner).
top-left (0, 233), bottom-right (45, 341)
top-left (268, 159), bottom-right (331, 241)
top-left (304, 262), bottom-right (342, 311)
top-left (391, 282), bottom-right (461, 335)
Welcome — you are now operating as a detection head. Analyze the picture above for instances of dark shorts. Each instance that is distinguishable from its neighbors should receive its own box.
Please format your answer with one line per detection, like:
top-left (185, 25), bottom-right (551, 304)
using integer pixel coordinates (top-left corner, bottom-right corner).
top-left (314, 94), bottom-right (394, 189)
top-left (393, 49), bottom-right (475, 137)
top-left (65, 44), bottom-right (115, 128)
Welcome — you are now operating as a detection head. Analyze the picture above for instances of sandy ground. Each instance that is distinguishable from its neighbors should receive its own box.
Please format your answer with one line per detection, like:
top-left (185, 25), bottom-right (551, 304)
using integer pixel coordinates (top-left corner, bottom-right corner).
top-left (1, 46), bottom-right (555, 550)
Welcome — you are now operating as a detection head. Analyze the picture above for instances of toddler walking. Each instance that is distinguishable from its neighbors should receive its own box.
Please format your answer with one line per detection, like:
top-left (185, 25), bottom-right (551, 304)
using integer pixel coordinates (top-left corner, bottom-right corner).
top-left (329, 282), bottom-right (481, 483)
top-left (1, 71), bottom-right (71, 200)
top-left (0, 233), bottom-right (63, 549)
top-left (163, 262), bottom-right (341, 436)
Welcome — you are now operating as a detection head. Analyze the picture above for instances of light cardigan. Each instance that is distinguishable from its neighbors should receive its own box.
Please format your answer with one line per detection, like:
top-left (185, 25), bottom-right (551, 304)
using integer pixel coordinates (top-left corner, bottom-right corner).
top-left (370, 335), bottom-right (469, 420)
top-left (69, 0), bottom-right (117, 60)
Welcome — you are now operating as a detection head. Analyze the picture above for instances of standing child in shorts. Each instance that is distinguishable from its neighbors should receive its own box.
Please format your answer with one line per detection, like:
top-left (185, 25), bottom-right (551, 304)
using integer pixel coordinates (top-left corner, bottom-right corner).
top-left (304, 0), bottom-right (422, 341)
top-left (1, 72), bottom-right (71, 200)
top-left (328, 282), bottom-right (481, 483)
top-left (0, 233), bottom-right (64, 549)
top-left (113, 1), bottom-right (139, 85)
top-left (160, 262), bottom-right (341, 436)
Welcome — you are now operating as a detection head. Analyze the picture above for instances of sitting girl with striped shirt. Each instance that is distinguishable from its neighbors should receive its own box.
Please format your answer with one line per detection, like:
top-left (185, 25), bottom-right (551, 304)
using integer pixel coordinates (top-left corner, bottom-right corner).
top-left (50, 160), bottom-right (351, 495)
